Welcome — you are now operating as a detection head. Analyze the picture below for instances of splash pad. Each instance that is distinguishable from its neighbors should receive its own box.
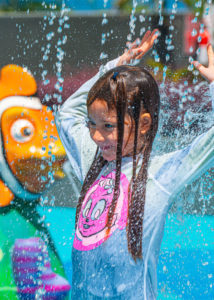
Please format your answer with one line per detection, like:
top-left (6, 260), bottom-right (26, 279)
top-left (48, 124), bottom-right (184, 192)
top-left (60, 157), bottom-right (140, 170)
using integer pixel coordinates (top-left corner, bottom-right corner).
top-left (0, 0), bottom-right (213, 299)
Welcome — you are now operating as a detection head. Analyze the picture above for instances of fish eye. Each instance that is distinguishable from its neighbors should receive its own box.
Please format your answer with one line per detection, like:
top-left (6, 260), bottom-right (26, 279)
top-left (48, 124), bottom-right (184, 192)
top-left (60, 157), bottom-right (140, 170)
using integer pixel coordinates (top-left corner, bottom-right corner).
top-left (82, 199), bottom-right (92, 218)
top-left (23, 127), bottom-right (32, 136)
top-left (10, 119), bottom-right (35, 143)
top-left (91, 199), bottom-right (106, 220)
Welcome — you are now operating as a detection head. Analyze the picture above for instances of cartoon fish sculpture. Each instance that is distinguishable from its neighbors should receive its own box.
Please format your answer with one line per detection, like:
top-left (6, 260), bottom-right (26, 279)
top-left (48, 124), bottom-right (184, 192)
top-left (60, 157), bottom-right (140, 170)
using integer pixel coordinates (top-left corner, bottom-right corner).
top-left (0, 64), bottom-right (70, 299)
top-left (0, 64), bottom-right (66, 206)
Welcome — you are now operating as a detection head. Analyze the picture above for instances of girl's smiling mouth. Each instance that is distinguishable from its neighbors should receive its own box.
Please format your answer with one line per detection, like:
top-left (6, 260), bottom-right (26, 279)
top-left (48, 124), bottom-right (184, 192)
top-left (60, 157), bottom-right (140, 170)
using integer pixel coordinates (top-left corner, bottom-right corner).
top-left (100, 145), bottom-right (113, 151)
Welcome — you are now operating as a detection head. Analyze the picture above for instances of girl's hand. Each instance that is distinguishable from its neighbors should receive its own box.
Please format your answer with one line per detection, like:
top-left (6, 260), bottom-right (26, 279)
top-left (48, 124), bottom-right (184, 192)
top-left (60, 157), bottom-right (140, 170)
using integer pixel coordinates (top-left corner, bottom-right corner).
top-left (117, 29), bottom-right (159, 66)
top-left (193, 43), bottom-right (214, 83)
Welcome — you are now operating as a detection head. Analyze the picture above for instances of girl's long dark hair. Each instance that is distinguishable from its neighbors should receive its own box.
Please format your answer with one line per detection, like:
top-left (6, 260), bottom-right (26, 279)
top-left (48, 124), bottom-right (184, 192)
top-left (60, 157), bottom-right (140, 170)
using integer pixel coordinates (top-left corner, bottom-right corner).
top-left (75, 65), bottom-right (160, 261)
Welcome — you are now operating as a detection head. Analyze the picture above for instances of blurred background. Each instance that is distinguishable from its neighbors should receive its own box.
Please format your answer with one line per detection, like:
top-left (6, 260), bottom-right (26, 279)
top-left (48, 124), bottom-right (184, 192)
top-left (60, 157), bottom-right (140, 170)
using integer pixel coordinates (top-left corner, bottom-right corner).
top-left (0, 1), bottom-right (213, 299)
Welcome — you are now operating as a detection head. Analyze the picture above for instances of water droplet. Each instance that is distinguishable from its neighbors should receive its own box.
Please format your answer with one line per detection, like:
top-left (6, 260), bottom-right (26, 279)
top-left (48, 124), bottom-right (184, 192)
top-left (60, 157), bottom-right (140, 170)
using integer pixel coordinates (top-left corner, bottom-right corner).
top-left (100, 52), bottom-right (108, 60)
top-left (165, 54), bottom-right (170, 62)
top-left (155, 54), bottom-right (160, 62)
top-left (191, 29), bottom-right (197, 37)
top-left (62, 35), bottom-right (67, 44)
top-left (188, 64), bottom-right (194, 71)
top-left (41, 176), bottom-right (47, 182)
top-left (159, 16), bottom-right (163, 26)
top-left (101, 33), bottom-right (106, 45)
top-left (139, 15), bottom-right (145, 23)
top-left (43, 79), bottom-right (50, 86)
top-left (43, 55), bottom-right (49, 61)
top-left (189, 46), bottom-right (193, 53)
top-left (40, 164), bottom-right (45, 170)
top-left (102, 18), bottom-right (108, 25)
top-left (167, 45), bottom-right (174, 51)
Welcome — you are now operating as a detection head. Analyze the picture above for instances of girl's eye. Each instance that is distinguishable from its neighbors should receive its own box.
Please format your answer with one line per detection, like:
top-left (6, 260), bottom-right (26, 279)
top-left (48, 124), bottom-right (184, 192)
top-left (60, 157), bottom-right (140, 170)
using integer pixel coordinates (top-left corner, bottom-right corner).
top-left (86, 120), bottom-right (96, 129)
top-left (105, 124), bottom-right (116, 129)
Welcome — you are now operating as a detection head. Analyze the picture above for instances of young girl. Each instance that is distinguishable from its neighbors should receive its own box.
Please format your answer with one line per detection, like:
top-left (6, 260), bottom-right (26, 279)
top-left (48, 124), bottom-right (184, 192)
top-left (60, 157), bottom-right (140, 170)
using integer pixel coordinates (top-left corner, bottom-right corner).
top-left (56, 31), bottom-right (214, 299)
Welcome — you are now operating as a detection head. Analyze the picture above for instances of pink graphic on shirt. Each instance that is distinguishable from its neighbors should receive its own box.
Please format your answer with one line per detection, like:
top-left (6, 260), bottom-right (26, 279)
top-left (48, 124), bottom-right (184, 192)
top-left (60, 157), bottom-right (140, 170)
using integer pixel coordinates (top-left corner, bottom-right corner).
top-left (73, 171), bottom-right (129, 251)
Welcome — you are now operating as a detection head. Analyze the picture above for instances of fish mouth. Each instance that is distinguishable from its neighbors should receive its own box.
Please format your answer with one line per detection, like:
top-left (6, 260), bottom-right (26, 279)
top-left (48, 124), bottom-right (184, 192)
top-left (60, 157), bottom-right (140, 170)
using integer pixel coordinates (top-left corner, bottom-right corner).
top-left (11, 156), bottom-right (67, 193)
top-left (83, 224), bottom-right (91, 229)
top-left (82, 223), bottom-right (95, 230)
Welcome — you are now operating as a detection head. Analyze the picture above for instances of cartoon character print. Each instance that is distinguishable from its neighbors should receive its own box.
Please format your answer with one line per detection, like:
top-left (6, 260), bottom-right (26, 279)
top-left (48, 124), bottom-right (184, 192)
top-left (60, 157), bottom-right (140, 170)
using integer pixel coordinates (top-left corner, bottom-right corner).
top-left (73, 171), bottom-right (129, 251)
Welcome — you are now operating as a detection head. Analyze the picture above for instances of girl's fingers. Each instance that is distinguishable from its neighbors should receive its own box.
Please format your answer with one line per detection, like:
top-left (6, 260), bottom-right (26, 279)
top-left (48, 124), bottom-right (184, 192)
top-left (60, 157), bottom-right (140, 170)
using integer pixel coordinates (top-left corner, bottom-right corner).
top-left (147, 29), bottom-right (160, 47)
top-left (193, 60), bottom-right (208, 76)
top-left (137, 29), bottom-right (159, 57)
top-left (126, 38), bottom-right (140, 50)
top-left (131, 38), bottom-right (141, 49)
top-left (193, 59), bottom-right (214, 82)
top-left (193, 60), bottom-right (203, 70)
top-left (139, 29), bottom-right (159, 48)
top-left (133, 48), bottom-right (145, 60)
top-left (139, 30), bottom-right (151, 46)
top-left (207, 43), bottom-right (214, 67)
top-left (122, 29), bottom-right (159, 64)
top-left (135, 52), bottom-right (145, 60)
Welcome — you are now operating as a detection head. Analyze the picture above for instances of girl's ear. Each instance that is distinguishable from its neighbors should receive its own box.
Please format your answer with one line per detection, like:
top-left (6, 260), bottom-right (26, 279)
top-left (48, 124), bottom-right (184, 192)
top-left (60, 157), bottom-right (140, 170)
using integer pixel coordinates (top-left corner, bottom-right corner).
top-left (139, 113), bottom-right (152, 135)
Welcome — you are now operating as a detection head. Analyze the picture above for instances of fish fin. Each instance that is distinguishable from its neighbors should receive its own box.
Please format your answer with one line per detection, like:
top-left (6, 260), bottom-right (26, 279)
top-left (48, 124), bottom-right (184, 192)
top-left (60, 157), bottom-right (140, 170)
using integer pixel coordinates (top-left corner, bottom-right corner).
top-left (0, 180), bottom-right (14, 207)
top-left (0, 64), bottom-right (37, 100)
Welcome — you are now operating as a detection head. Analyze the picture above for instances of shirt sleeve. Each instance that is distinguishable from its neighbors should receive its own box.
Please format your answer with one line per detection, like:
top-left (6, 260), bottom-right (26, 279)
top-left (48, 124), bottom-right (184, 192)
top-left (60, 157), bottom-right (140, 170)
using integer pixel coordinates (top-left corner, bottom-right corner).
top-left (55, 58), bottom-right (120, 184)
top-left (153, 126), bottom-right (214, 198)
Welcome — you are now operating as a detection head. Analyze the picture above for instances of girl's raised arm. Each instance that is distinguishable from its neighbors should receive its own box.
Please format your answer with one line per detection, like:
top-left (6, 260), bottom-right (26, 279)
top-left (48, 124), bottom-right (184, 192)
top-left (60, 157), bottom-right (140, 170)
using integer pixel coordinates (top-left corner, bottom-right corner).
top-left (55, 58), bottom-right (120, 184)
top-left (152, 44), bottom-right (214, 200)
top-left (152, 126), bottom-right (214, 199)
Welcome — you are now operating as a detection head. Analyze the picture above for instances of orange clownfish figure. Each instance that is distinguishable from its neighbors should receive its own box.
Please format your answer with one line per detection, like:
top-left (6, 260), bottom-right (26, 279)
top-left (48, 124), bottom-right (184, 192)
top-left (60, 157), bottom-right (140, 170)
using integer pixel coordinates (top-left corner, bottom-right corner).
top-left (0, 64), bottom-right (66, 207)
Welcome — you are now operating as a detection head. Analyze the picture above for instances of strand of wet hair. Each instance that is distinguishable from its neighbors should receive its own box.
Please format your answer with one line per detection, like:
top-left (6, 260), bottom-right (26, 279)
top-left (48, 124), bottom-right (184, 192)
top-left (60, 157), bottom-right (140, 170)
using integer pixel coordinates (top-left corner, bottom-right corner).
top-left (127, 89), bottom-right (148, 261)
top-left (106, 75), bottom-right (126, 233)
top-left (127, 140), bottom-right (152, 261)
top-left (127, 75), bottom-right (160, 260)
top-left (75, 149), bottom-right (107, 227)
top-left (126, 94), bottom-right (141, 228)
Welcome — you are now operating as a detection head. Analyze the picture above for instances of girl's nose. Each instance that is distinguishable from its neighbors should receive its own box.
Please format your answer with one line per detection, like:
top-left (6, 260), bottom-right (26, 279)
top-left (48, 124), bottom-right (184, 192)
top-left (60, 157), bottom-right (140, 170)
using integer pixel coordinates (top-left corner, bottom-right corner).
top-left (92, 129), bottom-right (105, 143)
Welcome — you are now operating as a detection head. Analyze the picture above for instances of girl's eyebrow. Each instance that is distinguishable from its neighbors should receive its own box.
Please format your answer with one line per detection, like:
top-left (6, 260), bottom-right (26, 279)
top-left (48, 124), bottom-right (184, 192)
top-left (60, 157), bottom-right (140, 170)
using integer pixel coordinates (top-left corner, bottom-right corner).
top-left (103, 116), bottom-right (117, 122)
top-left (88, 115), bottom-right (117, 122)
top-left (88, 115), bottom-right (130, 125)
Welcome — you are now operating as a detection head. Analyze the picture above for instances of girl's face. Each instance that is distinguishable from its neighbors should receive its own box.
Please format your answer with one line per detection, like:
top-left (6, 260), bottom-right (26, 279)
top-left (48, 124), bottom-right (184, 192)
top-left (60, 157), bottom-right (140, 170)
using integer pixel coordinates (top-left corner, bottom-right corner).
top-left (87, 99), bottom-right (151, 161)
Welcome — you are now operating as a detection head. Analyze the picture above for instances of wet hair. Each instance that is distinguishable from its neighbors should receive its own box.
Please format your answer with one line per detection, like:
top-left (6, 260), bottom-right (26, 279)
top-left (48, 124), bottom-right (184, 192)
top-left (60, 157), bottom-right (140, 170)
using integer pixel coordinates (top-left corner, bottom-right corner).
top-left (75, 65), bottom-right (160, 261)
